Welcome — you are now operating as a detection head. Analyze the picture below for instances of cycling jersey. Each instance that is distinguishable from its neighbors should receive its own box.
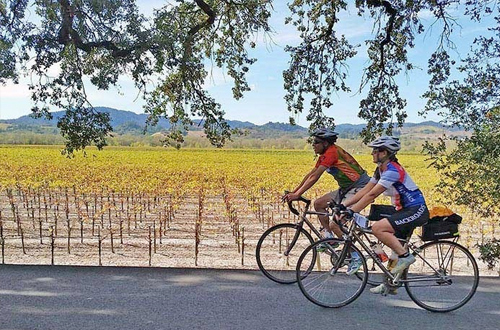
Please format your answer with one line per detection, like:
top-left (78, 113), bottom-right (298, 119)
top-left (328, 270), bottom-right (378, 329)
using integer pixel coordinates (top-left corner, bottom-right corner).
top-left (315, 145), bottom-right (369, 189)
top-left (369, 161), bottom-right (426, 210)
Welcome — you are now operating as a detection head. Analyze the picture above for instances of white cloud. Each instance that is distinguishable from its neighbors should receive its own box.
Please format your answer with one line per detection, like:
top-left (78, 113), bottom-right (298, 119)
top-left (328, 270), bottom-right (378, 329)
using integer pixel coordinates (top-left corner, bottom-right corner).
top-left (0, 82), bottom-right (31, 98)
top-left (204, 67), bottom-right (231, 89)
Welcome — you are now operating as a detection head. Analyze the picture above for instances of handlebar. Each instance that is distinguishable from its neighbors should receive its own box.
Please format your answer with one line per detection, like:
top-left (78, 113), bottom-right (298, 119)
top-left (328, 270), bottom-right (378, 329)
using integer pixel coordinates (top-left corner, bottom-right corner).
top-left (283, 191), bottom-right (311, 216)
top-left (332, 205), bottom-right (370, 234)
top-left (281, 192), bottom-right (363, 234)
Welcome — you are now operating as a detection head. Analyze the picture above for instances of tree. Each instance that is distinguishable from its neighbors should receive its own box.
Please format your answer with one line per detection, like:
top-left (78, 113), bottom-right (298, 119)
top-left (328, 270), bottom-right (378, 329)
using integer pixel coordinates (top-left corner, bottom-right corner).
top-left (1, 0), bottom-right (272, 153)
top-left (418, 0), bottom-right (500, 221)
top-left (1, 0), bottom-right (498, 151)
top-left (424, 107), bottom-right (500, 269)
top-left (424, 109), bottom-right (500, 218)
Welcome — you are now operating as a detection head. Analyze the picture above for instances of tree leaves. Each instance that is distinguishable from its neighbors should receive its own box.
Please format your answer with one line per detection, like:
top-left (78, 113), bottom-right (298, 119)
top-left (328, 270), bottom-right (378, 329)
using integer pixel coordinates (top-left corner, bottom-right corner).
top-left (1, 0), bottom-right (499, 155)
top-left (1, 0), bottom-right (273, 155)
top-left (57, 107), bottom-right (113, 156)
top-left (423, 113), bottom-right (500, 217)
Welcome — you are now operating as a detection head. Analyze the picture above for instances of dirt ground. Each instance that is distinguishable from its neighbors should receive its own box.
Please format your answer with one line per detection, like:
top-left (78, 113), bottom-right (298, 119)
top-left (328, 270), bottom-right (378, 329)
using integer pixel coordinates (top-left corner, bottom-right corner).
top-left (0, 191), bottom-right (281, 269)
top-left (0, 190), bottom-right (498, 276)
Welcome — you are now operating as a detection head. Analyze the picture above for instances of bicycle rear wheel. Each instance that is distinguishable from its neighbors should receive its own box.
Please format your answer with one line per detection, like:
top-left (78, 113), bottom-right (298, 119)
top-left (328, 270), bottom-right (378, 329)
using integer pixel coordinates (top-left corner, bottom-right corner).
top-left (256, 223), bottom-right (315, 284)
top-left (296, 239), bottom-right (368, 308)
top-left (404, 240), bottom-right (479, 312)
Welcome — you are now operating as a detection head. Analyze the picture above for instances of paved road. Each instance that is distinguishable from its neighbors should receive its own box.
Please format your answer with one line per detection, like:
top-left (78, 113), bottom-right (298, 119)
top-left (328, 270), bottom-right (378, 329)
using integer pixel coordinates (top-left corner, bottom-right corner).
top-left (0, 265), bottom-right (499, 330)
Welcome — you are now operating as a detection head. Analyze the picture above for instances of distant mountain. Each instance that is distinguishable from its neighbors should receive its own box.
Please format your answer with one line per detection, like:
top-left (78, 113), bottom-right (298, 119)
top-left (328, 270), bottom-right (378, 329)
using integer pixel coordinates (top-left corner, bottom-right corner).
top-left (1, 107), bottom-right (171, 130)
top-left (1, 107), bottom-right (258, 130)
top-left (0, 107), bottom-right (464, 138)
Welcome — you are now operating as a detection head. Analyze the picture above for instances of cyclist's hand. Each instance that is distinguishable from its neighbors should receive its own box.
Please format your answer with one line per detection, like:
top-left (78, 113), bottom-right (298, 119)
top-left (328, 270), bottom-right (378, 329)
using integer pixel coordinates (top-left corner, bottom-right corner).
top-left (333, 208), bottom-right (352, 225)
top-left (343, 208), bottom-right (355, 218)
top-left (283, 192), bottom-right (300, 203)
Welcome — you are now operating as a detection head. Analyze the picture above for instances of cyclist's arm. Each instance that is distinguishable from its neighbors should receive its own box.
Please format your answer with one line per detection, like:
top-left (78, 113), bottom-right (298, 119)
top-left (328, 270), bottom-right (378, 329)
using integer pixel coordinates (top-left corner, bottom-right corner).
top-left (292, 165), bottom-right (327, 196)
top-left (342, 181), bottom-right (377, 207)
top-left (348, 183), bottom-right (387, 213)
top-left (292, 167), bottom-right (317, 193)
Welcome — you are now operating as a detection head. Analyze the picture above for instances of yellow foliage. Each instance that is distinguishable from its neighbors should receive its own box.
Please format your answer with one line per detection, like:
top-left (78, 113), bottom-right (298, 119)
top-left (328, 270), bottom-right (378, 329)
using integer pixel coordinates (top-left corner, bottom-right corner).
top-left (0, 145), bottom-right (441, 203)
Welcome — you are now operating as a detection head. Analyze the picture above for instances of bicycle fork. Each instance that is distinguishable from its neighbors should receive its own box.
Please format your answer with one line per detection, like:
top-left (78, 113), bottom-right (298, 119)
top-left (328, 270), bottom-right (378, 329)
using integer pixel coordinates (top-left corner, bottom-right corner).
top-left (283, 223), bottom-right (304, 256)
top-left (328, 239), bottom-right (353, 275)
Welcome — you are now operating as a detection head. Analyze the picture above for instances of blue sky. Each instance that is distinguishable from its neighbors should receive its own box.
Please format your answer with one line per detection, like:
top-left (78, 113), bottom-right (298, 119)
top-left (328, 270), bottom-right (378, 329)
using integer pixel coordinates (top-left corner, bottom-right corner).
top-left (0, 1), bottom-right (488, 126)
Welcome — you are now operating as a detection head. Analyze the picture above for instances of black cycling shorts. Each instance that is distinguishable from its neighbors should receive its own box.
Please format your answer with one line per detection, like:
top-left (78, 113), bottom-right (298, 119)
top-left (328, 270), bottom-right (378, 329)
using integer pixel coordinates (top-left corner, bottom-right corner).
top-left (388, 204), bottom-right (429, 239)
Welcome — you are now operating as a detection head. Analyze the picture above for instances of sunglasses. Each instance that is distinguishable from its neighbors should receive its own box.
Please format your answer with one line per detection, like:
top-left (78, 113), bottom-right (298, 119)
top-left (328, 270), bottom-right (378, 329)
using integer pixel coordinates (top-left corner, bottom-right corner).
top-left (371, 148), bottom-right (386, 154)
top-left (312, 140), bottom-right (324, 145)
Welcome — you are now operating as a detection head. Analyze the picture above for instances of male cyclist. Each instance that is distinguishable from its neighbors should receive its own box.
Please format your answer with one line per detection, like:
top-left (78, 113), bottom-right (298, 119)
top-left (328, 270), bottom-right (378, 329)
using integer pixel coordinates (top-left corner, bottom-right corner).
top-left (283, 128), bottom-right (370, 246)
top-left (342, 136), bottom-right (429, 294)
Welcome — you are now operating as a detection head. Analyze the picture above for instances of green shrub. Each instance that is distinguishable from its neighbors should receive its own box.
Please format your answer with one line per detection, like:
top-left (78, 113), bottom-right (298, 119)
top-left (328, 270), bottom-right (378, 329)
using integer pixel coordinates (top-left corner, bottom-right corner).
top-left (477, 239), bottom-right (500, 270)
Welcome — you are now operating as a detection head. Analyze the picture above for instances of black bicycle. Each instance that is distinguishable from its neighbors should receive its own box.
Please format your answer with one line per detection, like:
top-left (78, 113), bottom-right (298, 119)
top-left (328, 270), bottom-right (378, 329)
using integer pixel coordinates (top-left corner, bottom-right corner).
top-left (295, 207), bottom-right (479, 312)
top-left (255, 196), bottom-right (386, 286)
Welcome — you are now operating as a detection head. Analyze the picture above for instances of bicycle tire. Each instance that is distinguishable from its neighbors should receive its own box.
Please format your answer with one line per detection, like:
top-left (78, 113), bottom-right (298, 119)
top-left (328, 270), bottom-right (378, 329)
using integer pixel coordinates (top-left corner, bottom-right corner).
top-left (404, 240), bottom-right (479, 312)
top-left (256, 223), bottom-right (315, 284)
top-left (296, 239), bottom-right (368, 308)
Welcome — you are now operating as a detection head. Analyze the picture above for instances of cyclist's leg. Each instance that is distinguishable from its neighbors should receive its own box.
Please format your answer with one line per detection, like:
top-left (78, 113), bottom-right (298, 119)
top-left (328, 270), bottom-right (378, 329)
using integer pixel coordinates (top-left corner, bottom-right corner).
top-left (370, 243), bottom-right (401, 294)
top-left (316, 189), bottom-right (365, 274)
top-left (314, 190), bottom-right (342, 237)
top-left (374, 205), bottom-right (429, 275)
top-left (329, 187), bottom-right (363, 236)
top-left (340, 186), bottom-right (362, 203)
top-left (371, 219), bottom-right (406, 255)
top-left (334, 188), bottom-right (369, 274)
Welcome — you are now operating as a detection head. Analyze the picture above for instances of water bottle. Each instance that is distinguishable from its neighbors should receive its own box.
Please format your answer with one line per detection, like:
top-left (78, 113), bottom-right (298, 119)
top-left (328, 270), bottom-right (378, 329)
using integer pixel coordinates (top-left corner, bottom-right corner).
top-left (372, 243), bottom-right (389, 262)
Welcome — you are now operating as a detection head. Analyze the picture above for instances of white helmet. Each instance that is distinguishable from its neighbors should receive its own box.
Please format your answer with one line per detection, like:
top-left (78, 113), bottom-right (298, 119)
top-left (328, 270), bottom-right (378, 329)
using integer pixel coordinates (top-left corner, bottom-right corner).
top-left (368, 136), bottom-right (401, 153)
top-left (311, 128), bottom-right (339, 140)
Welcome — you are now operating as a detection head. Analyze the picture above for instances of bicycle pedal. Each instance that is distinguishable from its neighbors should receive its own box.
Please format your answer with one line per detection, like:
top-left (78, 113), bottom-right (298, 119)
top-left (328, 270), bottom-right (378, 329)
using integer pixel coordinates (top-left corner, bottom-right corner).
top-left (390, 274), bottom-right (401, 286)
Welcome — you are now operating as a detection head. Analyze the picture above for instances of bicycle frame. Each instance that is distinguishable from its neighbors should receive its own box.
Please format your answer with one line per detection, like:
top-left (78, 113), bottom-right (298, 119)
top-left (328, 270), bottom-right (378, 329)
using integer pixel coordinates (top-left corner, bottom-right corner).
top-left (282, 189), bottom-right (353, 257)
top-left (283, 201), bottom-right (331, 256)
top-left (339, 218), bottom-right (461, 286)
top-left (345, 227), bottom-right (399, 282)
top-left (296, 207), bottom-right (478, 311)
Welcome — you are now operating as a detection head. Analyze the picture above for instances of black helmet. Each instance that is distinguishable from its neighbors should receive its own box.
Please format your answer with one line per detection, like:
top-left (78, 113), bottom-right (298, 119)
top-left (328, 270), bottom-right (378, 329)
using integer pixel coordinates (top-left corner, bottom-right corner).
top-left (311, 128), bottom-right (339, 141)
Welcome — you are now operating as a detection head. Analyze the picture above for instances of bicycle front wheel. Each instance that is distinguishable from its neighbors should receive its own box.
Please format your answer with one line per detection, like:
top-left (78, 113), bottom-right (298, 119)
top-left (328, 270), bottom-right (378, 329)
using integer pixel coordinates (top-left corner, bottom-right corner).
top-left (404, 240), bottom-right (479, 312)
top-left (296, 239), bottom-right (368, 308)
top-left (256, 223), bottom-right (315, 284)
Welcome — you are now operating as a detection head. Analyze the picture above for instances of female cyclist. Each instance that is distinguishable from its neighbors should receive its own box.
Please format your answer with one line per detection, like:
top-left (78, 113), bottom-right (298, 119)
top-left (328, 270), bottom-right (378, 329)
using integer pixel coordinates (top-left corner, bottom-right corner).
top-left (341, 136), bottom-right (429, 292)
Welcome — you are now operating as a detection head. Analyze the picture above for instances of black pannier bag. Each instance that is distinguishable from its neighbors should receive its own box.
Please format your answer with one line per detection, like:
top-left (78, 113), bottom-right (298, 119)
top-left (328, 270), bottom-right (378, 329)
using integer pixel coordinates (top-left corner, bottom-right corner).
top-left (421, 206), bottom-right (462, 241)
top-left (421, 221), bottom-right (459, 241)
top-left (368, 204), bottom-right (397, 221)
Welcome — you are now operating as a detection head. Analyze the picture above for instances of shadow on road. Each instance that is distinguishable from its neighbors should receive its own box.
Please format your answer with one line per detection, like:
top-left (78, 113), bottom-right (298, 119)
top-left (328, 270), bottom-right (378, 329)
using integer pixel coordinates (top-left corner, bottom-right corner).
top-left (0, 265), bottom-right (499, 330)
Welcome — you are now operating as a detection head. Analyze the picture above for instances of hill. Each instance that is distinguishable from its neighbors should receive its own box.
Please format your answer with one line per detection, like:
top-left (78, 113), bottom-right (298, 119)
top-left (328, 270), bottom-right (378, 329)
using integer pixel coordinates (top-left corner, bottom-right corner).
top-left (0, 107), bottom-right (467, 149)
top-left (0, 107), bottom-right (171, 133)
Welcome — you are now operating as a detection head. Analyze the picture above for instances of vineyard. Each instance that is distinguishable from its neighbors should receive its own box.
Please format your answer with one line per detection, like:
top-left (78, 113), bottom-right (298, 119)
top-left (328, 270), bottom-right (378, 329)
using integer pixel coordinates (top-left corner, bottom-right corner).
top-left (0, 145), bottom-right (497, 274)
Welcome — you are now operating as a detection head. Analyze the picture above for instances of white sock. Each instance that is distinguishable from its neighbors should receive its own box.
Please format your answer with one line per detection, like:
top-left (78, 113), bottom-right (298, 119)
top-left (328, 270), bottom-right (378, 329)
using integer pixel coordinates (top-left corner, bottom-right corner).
top-left (323, 231), bottom-right (334, 239)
